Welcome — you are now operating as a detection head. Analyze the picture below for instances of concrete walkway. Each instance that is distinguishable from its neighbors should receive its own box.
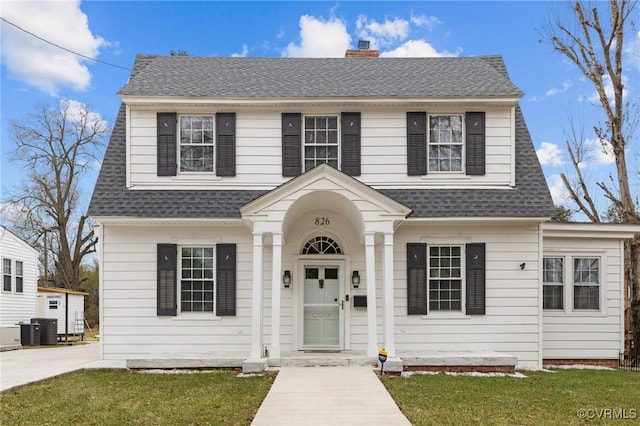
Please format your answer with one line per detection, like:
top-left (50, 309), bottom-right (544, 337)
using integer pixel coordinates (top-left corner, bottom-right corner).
top-left (0, 343), bottom-right (105, 392)
top-left (251, 366), bottom-right (411, 426)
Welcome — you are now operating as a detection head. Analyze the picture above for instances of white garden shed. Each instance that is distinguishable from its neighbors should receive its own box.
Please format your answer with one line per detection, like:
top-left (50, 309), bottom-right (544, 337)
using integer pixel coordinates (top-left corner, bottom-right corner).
top-left (37, 287), bottom-right (88, 339)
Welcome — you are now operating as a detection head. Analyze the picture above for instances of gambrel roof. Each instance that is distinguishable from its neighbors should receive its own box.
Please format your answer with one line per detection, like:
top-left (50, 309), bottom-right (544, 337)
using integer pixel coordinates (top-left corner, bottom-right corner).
top-left (119, 55), bottom-right (523, 99)
top-left (89, 55), bottom-right (554, 219)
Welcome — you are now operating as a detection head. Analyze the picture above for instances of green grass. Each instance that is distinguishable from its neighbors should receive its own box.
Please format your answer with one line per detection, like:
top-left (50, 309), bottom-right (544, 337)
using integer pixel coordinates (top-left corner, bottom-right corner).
top-left (0, 369), bottom-right (273, 426)
top-left (382, 369), bottom-right (639, 425)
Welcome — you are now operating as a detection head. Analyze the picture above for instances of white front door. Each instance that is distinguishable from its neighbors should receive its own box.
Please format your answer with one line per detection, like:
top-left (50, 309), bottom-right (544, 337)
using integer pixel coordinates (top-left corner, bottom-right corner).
top-left (302, 265), bottom-right (342, 348)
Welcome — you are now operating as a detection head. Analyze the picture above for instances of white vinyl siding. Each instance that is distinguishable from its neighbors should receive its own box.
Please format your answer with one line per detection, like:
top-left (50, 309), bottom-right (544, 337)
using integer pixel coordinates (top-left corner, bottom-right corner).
top-left (543, 237), bottom-right (622, 360)
top-left (0, 228), bottom-right (39, 327)
top-left (127, 106), bottom-right (514, 189)
top-left (100, 224), bottom-right (253, 360)
top-left (394, 222), bottom-right (542, 369)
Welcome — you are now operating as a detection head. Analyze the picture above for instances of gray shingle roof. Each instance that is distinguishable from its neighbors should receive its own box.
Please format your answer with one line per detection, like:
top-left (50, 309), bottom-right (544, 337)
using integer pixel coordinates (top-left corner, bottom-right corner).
top-left (89, 55), bottom-right (554, 219)
top-left (118, 55), bottom-right (523, 99)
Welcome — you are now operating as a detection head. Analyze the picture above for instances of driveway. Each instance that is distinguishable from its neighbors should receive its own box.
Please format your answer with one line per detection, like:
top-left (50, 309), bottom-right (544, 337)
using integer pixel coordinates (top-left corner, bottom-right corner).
top-left (0, 343), bottom-right (101, 392)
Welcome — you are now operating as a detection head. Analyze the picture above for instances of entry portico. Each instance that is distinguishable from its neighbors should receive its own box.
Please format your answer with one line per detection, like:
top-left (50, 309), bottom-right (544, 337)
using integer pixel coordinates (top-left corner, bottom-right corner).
top-left (240, 164), bottom-right (411, 365)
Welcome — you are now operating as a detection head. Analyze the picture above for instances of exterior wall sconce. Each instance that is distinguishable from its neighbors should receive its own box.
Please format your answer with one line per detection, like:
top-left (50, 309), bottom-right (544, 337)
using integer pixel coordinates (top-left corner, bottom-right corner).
top-left (283, 270), bottom-right (291, 288)
top-left (351, 270), bottom-right (360, 288)
top-left (520, 262), bottom-right (526, 270)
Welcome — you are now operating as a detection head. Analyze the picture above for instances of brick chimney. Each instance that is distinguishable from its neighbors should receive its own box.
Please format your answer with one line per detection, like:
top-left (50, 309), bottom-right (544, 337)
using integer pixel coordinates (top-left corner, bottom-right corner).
top-left (345, 40), bottom-right (379, 58)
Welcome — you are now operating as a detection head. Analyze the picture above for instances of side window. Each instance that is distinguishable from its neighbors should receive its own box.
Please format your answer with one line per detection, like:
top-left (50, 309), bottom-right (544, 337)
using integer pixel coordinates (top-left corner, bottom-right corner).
top-left (179, 116), bottom-right (214, 172)
top-left (304, 115), bottom-right (338, 171)
top-left (16, 261), bottom-right (23, 293)
top-left (3, 258), bottom-right (11, 292)
top-left (573, 257), bottom-right (600, 310)
top-left (543, 257), bottom-right (564, 310)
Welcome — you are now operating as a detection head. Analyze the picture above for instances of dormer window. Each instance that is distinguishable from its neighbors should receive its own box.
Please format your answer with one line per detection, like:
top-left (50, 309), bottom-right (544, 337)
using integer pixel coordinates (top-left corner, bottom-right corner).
top-left (304, 115), bottom-right (339, 171)
top-left (179, 115), bottom-right (214, 172)
top-left (428, 115), bottom-right (463, 172)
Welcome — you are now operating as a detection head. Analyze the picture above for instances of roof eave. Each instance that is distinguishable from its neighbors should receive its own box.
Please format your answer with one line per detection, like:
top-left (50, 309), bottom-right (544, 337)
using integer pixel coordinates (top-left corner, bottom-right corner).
top-left (118, 95), bottom-right (523, 107)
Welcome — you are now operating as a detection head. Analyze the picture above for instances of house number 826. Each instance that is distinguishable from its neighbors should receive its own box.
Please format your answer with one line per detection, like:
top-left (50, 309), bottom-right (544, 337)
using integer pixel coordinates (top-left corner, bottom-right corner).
top-left (315, 217), bottom-right (330, 226)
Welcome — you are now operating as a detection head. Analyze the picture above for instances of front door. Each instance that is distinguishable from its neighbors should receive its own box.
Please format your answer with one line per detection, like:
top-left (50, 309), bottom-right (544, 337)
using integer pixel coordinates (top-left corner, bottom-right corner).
top-left (302, 265), bottom-right (341, 348)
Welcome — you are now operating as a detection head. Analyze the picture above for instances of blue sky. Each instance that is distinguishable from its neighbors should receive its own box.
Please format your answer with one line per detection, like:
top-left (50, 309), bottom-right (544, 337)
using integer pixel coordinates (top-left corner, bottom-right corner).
top-left (1, 1), bottom-right (639, 221)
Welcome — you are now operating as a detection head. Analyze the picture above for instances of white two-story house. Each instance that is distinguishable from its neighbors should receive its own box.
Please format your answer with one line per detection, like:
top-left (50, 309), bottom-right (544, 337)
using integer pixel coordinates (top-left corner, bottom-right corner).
top-left (89, 50), bottom-right (638, 372)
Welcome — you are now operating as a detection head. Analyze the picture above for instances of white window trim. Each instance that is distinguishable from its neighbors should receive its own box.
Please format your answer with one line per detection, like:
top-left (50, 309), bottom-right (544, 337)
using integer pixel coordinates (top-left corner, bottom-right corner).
top-left (427, 113), bottom-right (465, 174)
top-left (542, 251), bottom-right (607, 317)
top-left (542, 255), bottom-right (565, 312)
top-left (15, 260), bottom-right (24, 293)
top-left (177, 245), bottom-right (218, 316)
top-left (302, 114), bottom-right (340, 172)
top-left (2, 257), bottom-right (12, 293)
top-left (177, 114), bottom-right (215, 174)
top-left (571, 255), bottom-right (603, 312)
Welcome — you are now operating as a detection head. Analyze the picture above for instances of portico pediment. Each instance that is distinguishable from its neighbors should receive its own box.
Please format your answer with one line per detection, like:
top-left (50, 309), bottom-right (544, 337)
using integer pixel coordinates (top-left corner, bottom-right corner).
top-left (240, 164), bottom-right (412, 236)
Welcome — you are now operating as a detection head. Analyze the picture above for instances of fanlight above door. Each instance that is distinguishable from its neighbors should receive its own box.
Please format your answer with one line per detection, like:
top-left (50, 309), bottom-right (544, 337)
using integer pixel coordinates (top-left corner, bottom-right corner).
top-left (302, 236), bottom-right (342, 255)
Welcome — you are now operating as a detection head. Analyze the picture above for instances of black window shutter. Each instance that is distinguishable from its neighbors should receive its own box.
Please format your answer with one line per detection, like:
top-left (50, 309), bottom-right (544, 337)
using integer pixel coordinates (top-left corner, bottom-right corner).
top-left (216, 244), bottom-right (236, 316)
top-left (282, 113), bottom-right (302, 177)
top-left (466, 243), bottom-right (486, 315)
top-left (157, 244), bottom-right (177, 316)
top-left (216, 113), bottom-right (236, 176)
top-left (407, 112), bottom-right (427, 176)
top-left (341, 112), bottom-right (361, 176)
top-left (466, 112), bottom-right (485, 176)
top-left (157, 113), bottom-right (177, 176)
top-left (407, 243), bottom-right (427, 315)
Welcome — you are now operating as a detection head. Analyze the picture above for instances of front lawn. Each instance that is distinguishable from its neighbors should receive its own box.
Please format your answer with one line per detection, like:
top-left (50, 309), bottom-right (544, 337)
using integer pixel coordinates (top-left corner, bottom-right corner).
top-left (0, 369), bottom-right (273, 426)
top-left (383, 369), bottom-right (639, 425)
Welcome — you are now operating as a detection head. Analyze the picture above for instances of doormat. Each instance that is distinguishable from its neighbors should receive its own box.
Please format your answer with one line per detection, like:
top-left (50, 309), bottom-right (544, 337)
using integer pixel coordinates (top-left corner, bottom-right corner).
top-left (303, 350), bottom-right (341, 353)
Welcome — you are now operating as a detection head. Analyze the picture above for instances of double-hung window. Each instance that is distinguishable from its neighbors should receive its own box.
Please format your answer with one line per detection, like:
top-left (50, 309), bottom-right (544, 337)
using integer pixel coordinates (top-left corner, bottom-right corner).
top-left (15, 261), bottom-right (23, 293)
top-left (180, 247), bottom-right (215, 312)
top-left (179, 116), bottom-right (214, 172)
top-left (543, 257), bottom-right (564, 309)
top-left (428, 114), bottom-right (463, 172)
top-left (3, 258), bottom-right (11, 292)
top-left (573, 257), bottom-right (600, 310)
top-left (428, 246), bottom-right (462, 311)
top-left (304, 115), bottom-right (339, 171)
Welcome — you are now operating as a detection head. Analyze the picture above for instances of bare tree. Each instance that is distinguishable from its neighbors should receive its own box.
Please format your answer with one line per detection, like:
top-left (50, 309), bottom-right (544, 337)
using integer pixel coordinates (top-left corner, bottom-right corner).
top-left (3, 100), bottom-right (108, 290)
top-left (542, 0), bottom-right (640, 361)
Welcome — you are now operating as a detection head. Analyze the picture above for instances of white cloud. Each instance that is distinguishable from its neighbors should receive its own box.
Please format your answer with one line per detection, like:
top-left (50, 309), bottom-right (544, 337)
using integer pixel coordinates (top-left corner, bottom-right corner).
top-left (536, 142), bottom-right (565, 166)
top-left (283, 15), bottom-right (351, 57)
top-left (586, 74), bottom-right (629, 105)
top-left (61, 99), bottom-right (108, 133)
top-left (356, 16), bottom-right (409, 47)
top-left (547, 174), bottom-right (570, 204)
top-left (231, 44), bottom-right (249, 57)
top-left (410, 13), bottom-right (441, 30)
top-left (546, 80), bottom-right (572, 96)
top-left (381, 40), bottom-right (460, 58)
top-left (0, 0), bottom-right (107, 96)
top-left (586, 137), bottom-right (616, 165)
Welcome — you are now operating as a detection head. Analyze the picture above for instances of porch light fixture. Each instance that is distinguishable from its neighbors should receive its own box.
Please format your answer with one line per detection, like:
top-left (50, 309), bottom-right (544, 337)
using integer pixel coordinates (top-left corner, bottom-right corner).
top-left (520, 262), bottom-right (526, 270)
top-left (283, 270), bottom-right (291, 288)
top-left (351, 270), bottom-right (360, 288)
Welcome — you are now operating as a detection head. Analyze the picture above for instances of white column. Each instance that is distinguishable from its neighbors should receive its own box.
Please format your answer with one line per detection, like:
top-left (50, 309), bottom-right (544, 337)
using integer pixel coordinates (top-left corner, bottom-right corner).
top-left (365, 232), bottom-right (378, 357)
top-left (270, 233), bottom-right (282, 359)
top-left (383, 232), bottom-right (396, 356)
top-left (249, 232), bottom-right (264, 359)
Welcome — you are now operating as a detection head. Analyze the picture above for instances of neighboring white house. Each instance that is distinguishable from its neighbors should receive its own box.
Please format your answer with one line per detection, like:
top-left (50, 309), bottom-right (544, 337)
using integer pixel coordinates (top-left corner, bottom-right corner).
top-left (0, 226), bottom-right (39, 350)
top-left (37, 287), bottom-right (88, 339)
top-left (89, 49), bottom-right (639, 372)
